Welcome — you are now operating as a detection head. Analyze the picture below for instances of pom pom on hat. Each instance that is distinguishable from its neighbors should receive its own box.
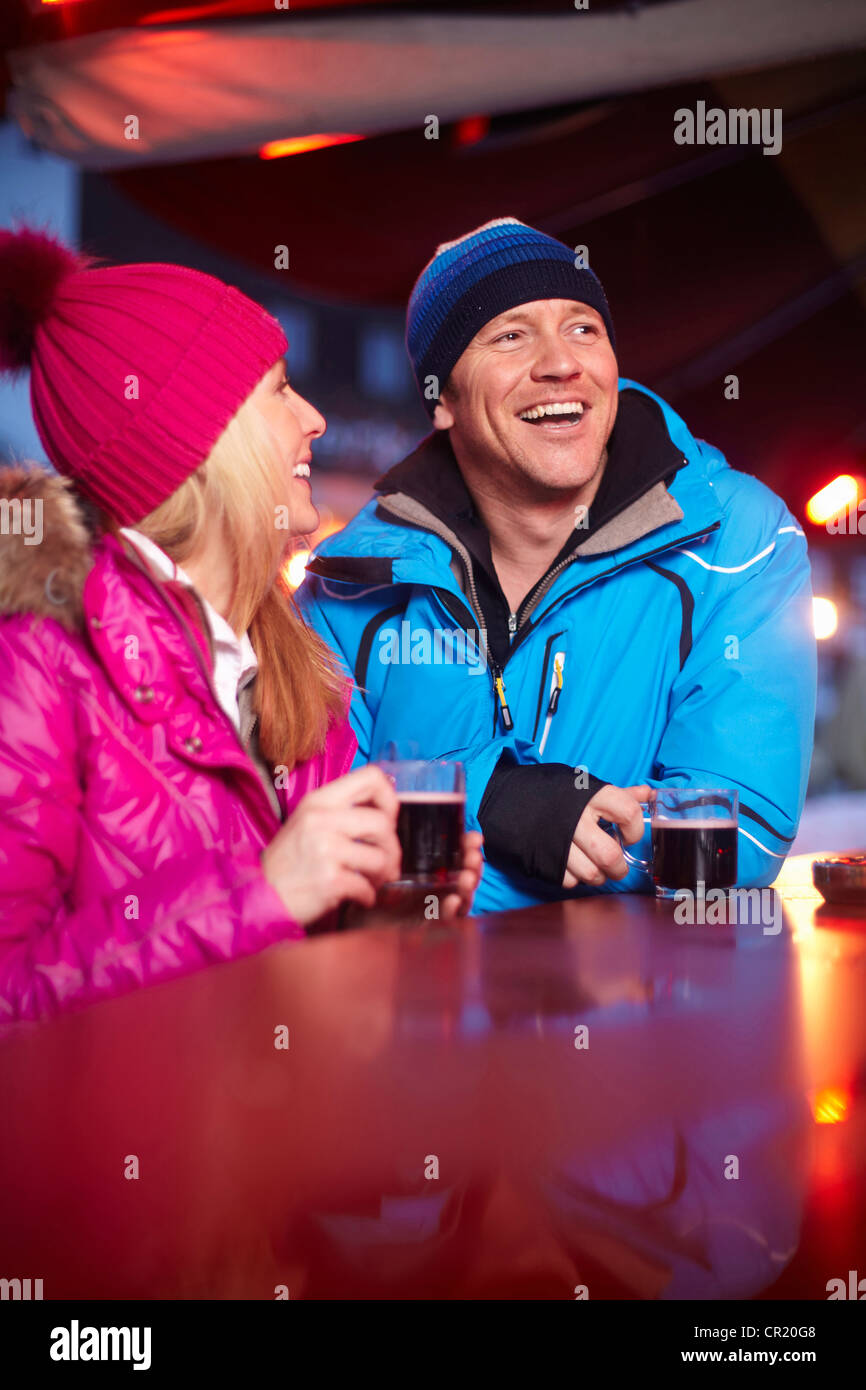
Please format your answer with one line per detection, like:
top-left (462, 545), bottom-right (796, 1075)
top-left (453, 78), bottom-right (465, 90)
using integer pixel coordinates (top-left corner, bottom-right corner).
top-left (0, 225), bottom-right (92, 374)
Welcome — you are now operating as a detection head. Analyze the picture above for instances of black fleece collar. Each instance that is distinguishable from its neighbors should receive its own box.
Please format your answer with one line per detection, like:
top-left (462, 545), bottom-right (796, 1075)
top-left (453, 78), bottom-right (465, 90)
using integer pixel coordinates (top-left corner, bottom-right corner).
top-left (374, 388), bottom-right (687, 584)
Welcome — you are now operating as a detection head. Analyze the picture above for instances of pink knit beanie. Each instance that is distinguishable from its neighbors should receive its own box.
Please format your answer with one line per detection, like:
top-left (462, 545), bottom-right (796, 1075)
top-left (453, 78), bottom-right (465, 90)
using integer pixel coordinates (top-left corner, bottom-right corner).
top-left (0, 225), bottom-right (288, 524)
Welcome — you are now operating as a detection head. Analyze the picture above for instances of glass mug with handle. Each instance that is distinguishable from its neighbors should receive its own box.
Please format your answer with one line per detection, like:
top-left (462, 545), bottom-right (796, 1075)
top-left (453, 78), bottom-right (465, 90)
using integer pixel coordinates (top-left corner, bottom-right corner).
top-left (354, 758), bottom-right (467, 919)
top-left (604, 788), bottom-right (738, 898)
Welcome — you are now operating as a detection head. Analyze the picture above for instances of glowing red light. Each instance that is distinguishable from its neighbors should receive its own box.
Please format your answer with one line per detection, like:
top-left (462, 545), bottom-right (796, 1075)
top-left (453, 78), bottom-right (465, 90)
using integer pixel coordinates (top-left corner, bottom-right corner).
top-left (454, 115), bottom-right (490, 147)
top-left (259, 134), bottom-right (364, 160)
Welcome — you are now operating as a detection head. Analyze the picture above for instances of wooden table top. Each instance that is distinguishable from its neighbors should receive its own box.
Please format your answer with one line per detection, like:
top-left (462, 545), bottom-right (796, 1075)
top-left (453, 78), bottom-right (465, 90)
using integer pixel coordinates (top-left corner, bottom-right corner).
top-left (1, 854), bottom-right (864, 1300)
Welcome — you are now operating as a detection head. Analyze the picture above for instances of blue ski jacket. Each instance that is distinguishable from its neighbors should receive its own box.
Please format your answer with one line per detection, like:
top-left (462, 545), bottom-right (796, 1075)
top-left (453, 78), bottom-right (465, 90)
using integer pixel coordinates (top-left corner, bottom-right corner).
top-left (297, 381), bottom-right (817, 914)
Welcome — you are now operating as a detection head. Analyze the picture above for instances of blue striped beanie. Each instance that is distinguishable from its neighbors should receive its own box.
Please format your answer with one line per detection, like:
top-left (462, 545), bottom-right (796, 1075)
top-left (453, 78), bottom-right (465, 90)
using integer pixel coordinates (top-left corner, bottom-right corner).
top-left (406, 217), bottom-right (615, 417)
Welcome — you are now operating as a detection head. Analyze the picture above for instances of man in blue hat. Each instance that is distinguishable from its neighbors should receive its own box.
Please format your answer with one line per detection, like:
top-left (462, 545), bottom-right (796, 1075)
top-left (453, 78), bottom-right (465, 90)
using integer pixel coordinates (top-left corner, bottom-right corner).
top-left (297, 218), bottom-right (816, 913)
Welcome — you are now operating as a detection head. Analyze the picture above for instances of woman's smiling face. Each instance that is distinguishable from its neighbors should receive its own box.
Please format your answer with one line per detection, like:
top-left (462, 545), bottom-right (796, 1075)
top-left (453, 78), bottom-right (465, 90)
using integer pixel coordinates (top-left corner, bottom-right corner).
top-left (249, 357), bottom-right (326, 538)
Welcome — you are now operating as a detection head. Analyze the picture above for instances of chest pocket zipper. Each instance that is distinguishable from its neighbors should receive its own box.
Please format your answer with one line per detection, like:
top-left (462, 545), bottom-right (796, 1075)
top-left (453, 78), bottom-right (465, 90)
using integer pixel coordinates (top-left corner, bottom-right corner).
top-left (538, 651), bottom-right (566, 755)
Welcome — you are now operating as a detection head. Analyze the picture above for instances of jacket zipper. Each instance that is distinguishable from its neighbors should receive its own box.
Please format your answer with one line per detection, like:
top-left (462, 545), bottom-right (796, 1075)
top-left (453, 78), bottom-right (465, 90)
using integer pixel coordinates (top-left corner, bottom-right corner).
top-left (468, 521), bottom-right (720, 732)
top-left (506, 519), bottom-right (722, 668)
top-left (432, 581), bottom-right (513, 735)
top-left (532, 629), bottom-right (565, 741)
top-left (378, 493), bottom-right (720, 737)
top-left (537, 651), bottom-right (566, 755)
top-left (381, 500), bottom-right (519, 735)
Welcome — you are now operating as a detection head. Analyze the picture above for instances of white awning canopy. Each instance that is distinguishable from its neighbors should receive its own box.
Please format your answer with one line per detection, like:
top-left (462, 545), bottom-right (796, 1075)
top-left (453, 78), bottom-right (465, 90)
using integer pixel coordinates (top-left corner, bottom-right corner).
top-left (7, 0), bottom-right (866, 169)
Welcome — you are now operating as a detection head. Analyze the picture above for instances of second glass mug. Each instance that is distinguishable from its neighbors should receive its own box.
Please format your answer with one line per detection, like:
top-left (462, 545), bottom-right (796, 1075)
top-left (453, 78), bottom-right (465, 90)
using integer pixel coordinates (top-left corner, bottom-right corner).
top-left (604, 788), bottom-right (739, 898)
top-left (376, 759), bottom-right (466, 891)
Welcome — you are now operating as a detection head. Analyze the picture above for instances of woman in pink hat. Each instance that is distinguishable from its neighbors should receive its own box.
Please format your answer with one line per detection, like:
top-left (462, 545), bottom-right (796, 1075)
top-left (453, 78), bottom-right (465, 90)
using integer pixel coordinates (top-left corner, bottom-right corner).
top-left (0, 227), bottom-right (483, 1022)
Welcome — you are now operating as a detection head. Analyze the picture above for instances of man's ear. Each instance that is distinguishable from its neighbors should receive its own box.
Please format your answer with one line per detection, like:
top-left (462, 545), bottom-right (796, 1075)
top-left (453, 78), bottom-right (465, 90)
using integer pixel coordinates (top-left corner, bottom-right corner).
top-left (432, 397), bottom-right (455, 431)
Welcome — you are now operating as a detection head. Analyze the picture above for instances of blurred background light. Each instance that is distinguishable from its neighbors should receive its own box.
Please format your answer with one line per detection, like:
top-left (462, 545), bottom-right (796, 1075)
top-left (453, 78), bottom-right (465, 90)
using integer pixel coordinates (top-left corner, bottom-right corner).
top-left (286, 550), bottom-right (310, 590)
top-left (453, 114), bottom-right (490, 148)
top-left (284, 515), bottom-right (345, 590)
top-left (813, 597), bottom-right (839, 640)
top-left (811, 1086), bottom-right (851, 1125)
top-left (806, 475), bottom-right (860, 526)
top-left (260, 134), bottom-right (363, 160)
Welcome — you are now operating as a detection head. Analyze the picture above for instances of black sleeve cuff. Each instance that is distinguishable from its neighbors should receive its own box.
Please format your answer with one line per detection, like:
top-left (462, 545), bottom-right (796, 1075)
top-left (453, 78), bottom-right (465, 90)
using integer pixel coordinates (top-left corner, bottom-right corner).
top-left (478, 753), bottom-right (608, 887)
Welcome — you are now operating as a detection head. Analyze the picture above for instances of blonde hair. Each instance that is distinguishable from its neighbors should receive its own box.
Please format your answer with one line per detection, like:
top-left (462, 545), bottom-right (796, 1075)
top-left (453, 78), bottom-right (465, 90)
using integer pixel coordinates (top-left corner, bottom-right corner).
top-left (137, 393), bottom-right (346, 770)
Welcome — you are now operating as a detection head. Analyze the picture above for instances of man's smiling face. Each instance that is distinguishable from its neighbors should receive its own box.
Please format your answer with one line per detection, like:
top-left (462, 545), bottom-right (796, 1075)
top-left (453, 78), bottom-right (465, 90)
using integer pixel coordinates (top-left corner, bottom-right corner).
top-left (433, 298), bottom-right (618, 498)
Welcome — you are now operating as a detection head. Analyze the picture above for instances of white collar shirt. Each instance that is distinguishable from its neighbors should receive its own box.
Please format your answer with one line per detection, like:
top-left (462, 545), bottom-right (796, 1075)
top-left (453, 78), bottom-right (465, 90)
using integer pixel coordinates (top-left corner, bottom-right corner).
top-left (121, 528), bottom-right (258, 732)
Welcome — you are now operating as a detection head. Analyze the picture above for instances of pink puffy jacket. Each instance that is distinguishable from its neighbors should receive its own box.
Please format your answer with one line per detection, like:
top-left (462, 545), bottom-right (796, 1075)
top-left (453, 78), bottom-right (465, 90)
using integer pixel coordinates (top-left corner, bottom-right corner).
top-left (0, 470), bottom-right (357, 1022)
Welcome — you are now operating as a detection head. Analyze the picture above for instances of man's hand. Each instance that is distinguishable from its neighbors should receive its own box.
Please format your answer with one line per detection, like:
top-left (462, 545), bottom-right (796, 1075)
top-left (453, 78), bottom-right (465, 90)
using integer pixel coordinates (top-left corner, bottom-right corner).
top-left (562, 783), bottom-right (651, 889)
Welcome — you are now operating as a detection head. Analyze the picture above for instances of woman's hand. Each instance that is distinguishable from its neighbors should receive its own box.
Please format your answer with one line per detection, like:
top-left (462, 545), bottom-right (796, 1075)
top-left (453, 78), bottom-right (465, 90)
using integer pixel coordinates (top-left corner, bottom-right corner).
top-left (439, 830), bottom-right (485, 919)
top-left (261, 764), bottom-right (401, 925)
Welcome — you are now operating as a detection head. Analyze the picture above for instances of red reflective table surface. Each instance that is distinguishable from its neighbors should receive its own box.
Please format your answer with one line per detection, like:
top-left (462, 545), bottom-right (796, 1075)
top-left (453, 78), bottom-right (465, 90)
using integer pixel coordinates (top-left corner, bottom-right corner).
top-left (1, 855), bottom-right (864, 1300)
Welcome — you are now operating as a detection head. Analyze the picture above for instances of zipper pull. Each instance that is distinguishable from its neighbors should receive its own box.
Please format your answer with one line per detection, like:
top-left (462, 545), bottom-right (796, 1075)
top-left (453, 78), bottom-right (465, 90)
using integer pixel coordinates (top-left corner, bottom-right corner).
top-left (548, 655), bottom-right (564, 714)
top-left (493, 669), bottom-right (514, 731)
top-left (507, 612), bottom-right (517, 638)
top-left (537, 651), bottom-right (566, 756)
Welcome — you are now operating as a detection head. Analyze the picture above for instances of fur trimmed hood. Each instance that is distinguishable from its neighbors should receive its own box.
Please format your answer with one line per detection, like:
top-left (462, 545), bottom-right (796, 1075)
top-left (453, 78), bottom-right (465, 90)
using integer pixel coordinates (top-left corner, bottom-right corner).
top-left (0, 466), bottom-right (95, 632)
